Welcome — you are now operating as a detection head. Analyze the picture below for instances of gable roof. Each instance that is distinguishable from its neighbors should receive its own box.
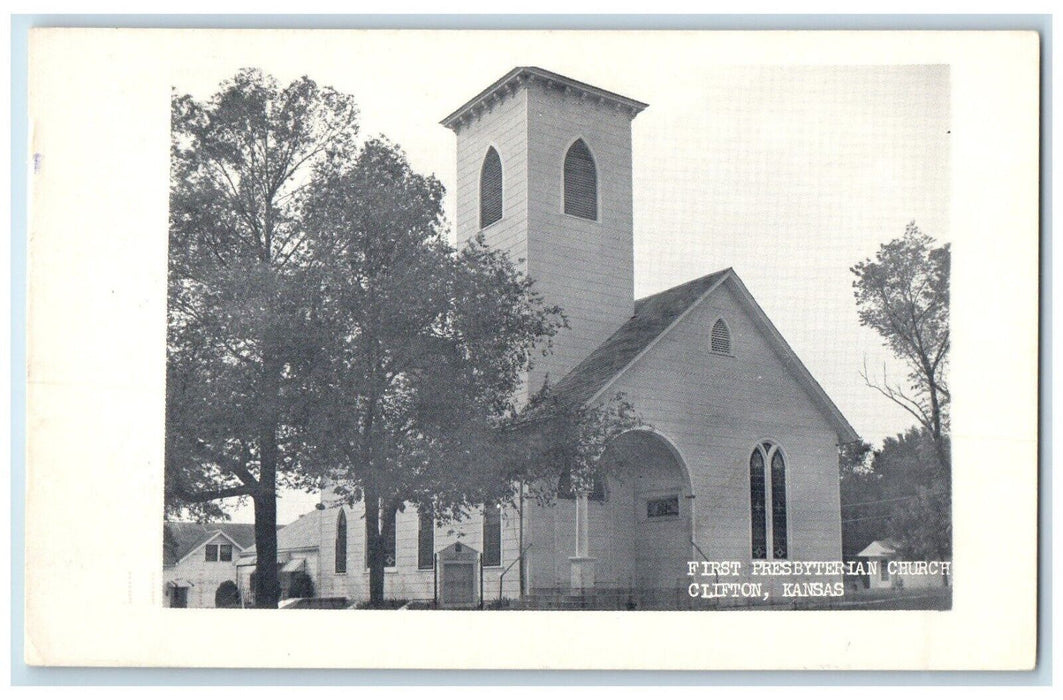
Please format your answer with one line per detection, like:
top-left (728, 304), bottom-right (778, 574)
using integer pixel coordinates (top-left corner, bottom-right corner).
top-left (242, 507), bottom-right (329, 557)
top-left (163, 522), bottom-right (256, 567)
top-left (552, 269), bottom-right (731, 406)
top-left (857, 539), bottom-right (900, 558)
top-left (552, 268), bottom-right (859, 444)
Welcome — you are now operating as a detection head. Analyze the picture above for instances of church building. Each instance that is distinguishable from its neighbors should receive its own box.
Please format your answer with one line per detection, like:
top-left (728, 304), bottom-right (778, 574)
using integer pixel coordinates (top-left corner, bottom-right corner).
top-left (305, 67), bottom-right (858, 608)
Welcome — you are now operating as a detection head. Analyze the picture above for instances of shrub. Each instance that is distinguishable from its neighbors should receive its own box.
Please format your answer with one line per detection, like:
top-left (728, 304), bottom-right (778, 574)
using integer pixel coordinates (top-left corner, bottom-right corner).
top-left (355, 598), bottom-right (409, 610)
top-left (288, 572), bottom-right (315, 599)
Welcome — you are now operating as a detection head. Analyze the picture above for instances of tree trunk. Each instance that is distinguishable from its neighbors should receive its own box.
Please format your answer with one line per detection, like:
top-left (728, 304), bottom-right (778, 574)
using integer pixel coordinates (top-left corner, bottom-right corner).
top-left (252, 491), bottom-right (279, 608)
top-left (253, 427), bottom-right (280, 609)
top-left (365, 495), bottom-right (386, 605)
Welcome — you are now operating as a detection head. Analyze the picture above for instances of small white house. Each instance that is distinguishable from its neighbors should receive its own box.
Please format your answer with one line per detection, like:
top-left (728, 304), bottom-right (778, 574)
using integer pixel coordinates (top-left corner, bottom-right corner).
top-left (857, 539), bottom-right (951, 590)
top-left (163, 522), bottom-right (255, 608)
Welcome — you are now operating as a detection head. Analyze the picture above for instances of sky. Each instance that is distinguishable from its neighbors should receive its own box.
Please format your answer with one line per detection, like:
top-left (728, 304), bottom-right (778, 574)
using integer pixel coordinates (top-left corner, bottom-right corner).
top-left (170, 31), bottom-right (951, 524)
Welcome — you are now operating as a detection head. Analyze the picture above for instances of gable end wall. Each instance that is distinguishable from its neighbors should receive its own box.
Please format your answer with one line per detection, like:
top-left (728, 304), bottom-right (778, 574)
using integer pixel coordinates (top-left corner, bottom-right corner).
top-left (603, 282), bottom-right (844, 564)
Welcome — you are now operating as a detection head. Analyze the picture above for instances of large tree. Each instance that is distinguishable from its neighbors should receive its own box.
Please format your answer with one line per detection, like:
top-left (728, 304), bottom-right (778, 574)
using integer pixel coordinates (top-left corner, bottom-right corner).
top-left (166, 69), bottom-right (360, 607)
top-left (299, 139), bottom-right (639, 604)
top-left (851, 222), bottom-right (950, 450)
top-left (850, 223), bottom-right (951, 562)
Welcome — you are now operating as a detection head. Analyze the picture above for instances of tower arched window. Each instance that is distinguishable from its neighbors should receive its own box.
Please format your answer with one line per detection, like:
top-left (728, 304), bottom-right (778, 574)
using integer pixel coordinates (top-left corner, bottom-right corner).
top-left (711, 318), bottom-right (731, 355)
top-left (749, 442), bottom-right (788, 560)
top-left (335, 509), bottom-right (347, 574)
top-left (564, 139), bottom-right (598, 220)
top-left (480, 147), bottom-right (503, 228)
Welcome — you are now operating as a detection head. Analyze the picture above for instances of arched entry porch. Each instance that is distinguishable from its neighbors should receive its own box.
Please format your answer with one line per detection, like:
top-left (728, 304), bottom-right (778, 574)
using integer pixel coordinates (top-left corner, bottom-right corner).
top-left (565, 428), bottom-right (694, 594)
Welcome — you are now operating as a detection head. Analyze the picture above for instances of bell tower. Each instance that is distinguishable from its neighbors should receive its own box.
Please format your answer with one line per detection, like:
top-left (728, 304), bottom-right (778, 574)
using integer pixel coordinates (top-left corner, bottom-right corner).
top-left (442, 67), bottom-right (647, 393)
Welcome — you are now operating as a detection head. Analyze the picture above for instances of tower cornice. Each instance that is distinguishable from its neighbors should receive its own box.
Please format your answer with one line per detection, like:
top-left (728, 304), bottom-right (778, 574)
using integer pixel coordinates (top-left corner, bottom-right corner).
top-left (440, 66), bottom-right (648, 132)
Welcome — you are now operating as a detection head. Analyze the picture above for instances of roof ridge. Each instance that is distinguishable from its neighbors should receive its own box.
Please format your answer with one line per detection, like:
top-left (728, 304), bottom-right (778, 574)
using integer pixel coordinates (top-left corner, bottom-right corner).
top-left (164, 520), bottom-right (255, 526)
top-left (634, 267), bottom-right (733, 305)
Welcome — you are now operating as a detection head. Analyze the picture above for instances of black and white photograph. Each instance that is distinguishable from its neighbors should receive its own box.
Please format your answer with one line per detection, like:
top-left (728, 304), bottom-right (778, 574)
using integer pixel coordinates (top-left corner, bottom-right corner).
top-left (164, 61), bottom-right (952, 613)
top-left (24, 28), bottom-right (1038, 670)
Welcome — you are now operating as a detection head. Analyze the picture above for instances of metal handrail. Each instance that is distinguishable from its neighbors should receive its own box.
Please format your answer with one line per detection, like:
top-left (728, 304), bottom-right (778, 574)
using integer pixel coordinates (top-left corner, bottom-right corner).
top-left (498, 544), bottom-right (533, 602)
top-left (691, 539), bottom-right (712, 563)
top-left (691, 539), bottom-right (718, 584)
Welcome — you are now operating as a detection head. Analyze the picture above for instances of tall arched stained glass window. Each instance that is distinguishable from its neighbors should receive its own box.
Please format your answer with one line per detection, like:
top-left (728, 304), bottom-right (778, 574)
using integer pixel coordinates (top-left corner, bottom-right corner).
top-left (480, 147), bottom-right (503, 228)
top-left (750, 442), bottom-right (788, 560)
top-left (771, 449), bottom-right (788, 559)
top-left (563, 139), bottom-right (597, 220)
top-left (335, 509), bottom-right (347, 574)
top-left (749, 449), bottom-right (767, 559)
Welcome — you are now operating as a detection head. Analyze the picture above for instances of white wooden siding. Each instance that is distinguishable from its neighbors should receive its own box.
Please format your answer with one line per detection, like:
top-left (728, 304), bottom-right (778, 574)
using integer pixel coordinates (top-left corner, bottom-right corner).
top-left (313, 501), bottom-right (525, 604)
top-left (163, 532), bottom-right (242, 608)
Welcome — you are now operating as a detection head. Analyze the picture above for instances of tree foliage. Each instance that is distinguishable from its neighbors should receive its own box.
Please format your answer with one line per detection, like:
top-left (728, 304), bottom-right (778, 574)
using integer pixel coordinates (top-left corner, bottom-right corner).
top-left (841, 427), bottom-right (951, 561)
top-left (852, 222), bottom-right (950, 444)
top-left (166, 68), bottom-right (360, 607)
top-left (298, 140), bottom-right (639, 602)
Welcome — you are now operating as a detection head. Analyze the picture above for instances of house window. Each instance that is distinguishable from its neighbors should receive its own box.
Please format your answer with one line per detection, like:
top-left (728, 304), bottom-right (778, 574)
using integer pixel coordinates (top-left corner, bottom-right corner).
top-left (480, 147), bottom-right (503, 228)
top-left (219, 544), bottom-right (233, 562)
top-left (205, 544), bottom-right (218, 562)
top-left (647, 495), bottom-right (680, 519)
top-left (563, 139), bottom-right (597, 220)
top-left (483, 505), bottom-right (502, 567)
top-left (750, 441), bottom-right (788, 560)
top-left (880, 563), bottom-right (890, 582)
top-left (418, 509), bottom-right (434, 570)
top-left (335, 509), bottom-right (347, 574)
top-left (711, 318), bottom-right (731, 354)
top-left (366, 510), bottom-right (397, 569)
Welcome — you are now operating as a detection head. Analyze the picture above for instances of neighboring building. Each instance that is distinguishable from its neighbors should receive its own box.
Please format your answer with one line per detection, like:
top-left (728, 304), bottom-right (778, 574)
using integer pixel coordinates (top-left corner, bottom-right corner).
top-left (858, 540), bottom-right (952, 590)
top-left (236, 509), bottom-right (322, 606)
top-left (296, 66), bottom-right (859, 609)
top-left (163, 522), bottom-right (255, 608)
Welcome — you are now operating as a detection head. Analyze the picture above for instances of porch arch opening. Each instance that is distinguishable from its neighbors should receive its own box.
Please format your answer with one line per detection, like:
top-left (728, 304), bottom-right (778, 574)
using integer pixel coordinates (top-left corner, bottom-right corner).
top-left (596, 428), bottom-right (695, 593)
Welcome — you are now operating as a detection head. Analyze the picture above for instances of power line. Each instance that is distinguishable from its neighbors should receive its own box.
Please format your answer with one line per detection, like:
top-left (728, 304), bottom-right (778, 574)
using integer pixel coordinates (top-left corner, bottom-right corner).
top-left (841, 494), bottom-right (919, 509)
top-left (842, 513), bottom-right (897, 524)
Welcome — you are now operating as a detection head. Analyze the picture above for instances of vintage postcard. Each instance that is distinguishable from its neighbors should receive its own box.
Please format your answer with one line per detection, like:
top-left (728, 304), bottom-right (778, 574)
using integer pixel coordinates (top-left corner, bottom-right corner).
top-left (24, 28), bottom-right (1039, 669)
